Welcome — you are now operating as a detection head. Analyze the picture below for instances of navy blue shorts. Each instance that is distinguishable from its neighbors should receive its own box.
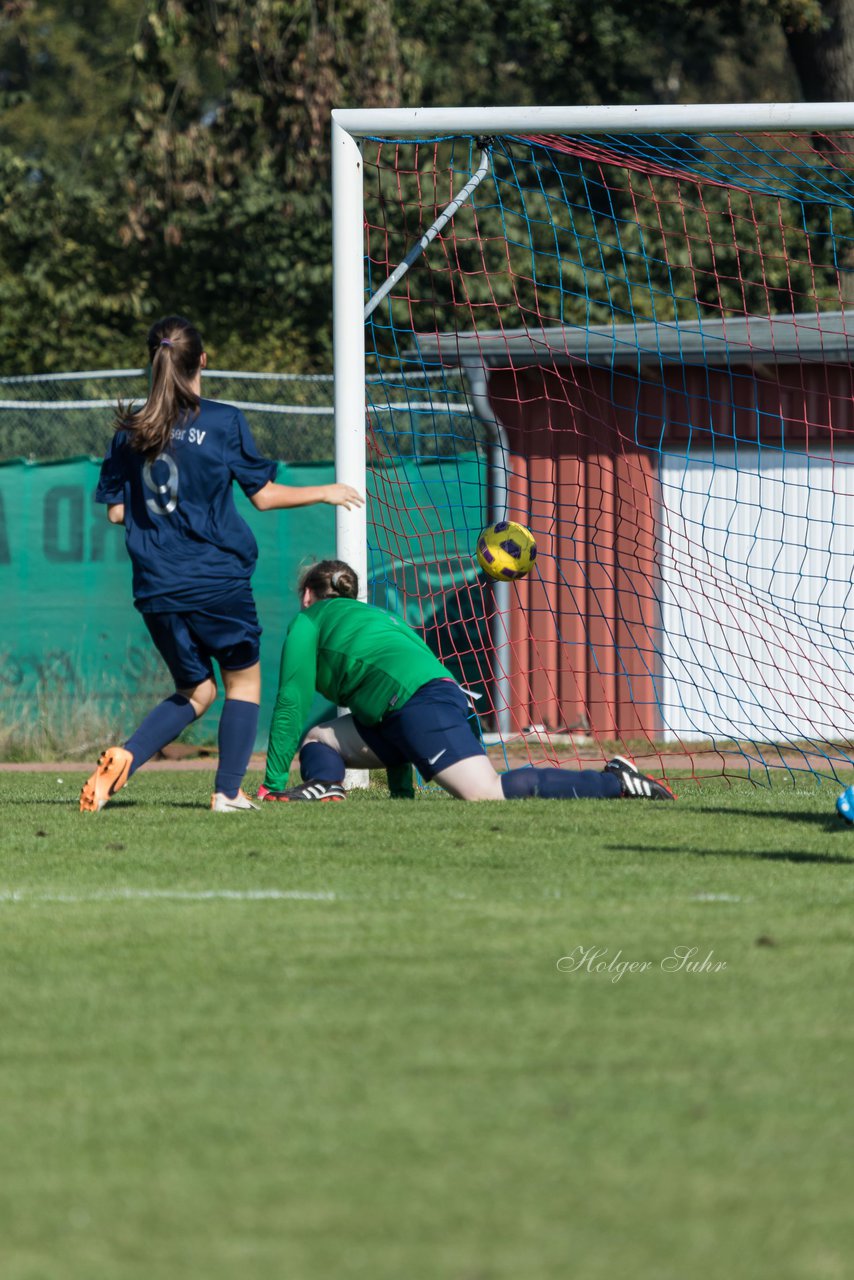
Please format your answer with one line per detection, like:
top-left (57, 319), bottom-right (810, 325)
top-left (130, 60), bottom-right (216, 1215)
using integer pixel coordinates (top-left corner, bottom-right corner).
top-left (141, 589), bottom-right (262, 688)
top-left (354, 679), bottom-right (485, 781)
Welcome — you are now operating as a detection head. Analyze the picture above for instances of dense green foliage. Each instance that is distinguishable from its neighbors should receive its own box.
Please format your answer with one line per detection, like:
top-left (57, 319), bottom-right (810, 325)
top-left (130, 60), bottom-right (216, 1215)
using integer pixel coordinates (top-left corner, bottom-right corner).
top-left (0, 0), bottom-right (847, 372)
top-left (361, 132), bottom-right (854, 361)
top-left (0, 769), bottom-right (852, 1278)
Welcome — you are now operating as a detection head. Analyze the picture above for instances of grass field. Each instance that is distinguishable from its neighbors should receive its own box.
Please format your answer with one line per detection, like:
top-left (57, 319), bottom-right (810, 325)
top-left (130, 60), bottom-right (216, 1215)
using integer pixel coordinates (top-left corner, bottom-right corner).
top-left (1, 769), bottom-right (852, 1280)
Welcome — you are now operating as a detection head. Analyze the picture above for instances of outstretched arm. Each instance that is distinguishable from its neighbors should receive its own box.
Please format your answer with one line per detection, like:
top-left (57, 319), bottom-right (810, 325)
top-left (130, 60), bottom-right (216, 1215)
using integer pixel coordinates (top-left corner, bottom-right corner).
top-left (262, 614), bottom-right (321, 791)
top-left (250, 481), bottom-right (363, 512)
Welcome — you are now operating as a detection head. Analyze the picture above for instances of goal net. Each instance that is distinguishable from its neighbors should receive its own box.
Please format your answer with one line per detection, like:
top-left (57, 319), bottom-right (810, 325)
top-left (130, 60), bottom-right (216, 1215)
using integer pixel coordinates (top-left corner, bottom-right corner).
top-left (333, 106), bottom-right (854, 785)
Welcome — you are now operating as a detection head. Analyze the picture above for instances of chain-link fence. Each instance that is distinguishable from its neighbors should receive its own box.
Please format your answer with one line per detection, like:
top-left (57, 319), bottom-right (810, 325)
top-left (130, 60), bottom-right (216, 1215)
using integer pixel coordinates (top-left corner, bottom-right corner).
top-left (0, 369), bottom-right (337, 463)
top-left (0, 367), bottom-right (487, 463)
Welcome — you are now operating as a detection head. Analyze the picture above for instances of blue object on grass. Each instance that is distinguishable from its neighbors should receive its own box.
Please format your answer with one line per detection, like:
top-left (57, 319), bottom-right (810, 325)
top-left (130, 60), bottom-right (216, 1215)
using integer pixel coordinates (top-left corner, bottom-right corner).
top-left (836, 786), bottom-right (854, 823)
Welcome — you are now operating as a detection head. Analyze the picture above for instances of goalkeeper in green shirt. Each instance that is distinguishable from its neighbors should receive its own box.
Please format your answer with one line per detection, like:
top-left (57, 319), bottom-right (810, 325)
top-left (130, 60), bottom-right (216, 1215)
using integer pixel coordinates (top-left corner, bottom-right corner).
top-left (258, 560), bottom-right (674, 803)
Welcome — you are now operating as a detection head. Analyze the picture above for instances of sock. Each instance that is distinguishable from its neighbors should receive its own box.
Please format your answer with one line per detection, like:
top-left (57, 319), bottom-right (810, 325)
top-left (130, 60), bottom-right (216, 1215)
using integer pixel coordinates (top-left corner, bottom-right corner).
top-left (500, 767), bottom-right (622, 800)
top-left (299, 741), bottom-right (346, 783)
top-left (124, 694), bottom-right (197, 777)
top-left (215, 699), bottom-right (259, 798)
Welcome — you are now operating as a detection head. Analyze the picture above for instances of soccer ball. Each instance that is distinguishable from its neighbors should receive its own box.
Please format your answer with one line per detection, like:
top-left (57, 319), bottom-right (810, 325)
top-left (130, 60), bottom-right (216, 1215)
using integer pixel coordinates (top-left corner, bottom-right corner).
top-left (476, 520), bottom-right (537, 580)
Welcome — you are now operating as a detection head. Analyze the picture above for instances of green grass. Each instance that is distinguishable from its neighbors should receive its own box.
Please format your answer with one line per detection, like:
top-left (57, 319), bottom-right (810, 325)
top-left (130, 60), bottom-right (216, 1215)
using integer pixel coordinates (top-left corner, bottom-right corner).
top-left (1, 771), bottom-right (852, 1280)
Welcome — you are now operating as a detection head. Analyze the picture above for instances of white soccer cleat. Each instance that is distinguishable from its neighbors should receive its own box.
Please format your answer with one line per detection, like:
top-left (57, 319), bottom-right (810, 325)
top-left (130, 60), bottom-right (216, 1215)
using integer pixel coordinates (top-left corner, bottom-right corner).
top-left (210, 789), bottom-right (260, 812)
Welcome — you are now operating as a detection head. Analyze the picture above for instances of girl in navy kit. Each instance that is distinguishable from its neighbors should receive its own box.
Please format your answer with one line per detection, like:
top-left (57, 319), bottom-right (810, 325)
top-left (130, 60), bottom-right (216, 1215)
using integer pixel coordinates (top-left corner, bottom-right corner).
top-left (80, 314), bottom-right (363, 813)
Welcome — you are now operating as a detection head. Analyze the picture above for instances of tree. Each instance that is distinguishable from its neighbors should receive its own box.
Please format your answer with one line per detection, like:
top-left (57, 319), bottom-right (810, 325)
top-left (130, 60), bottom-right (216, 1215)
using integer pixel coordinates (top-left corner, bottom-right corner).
top-left (391, 0), bottom-right (799, 108)
top-left (781, 0), bottom-right (854, 100)
top-left (114, 0), bottom-right (407, 366)
top-left (0, 146), bottom-right (149, 372)
top-left (2, 0), bottom-right (854, 372)
top-left (0, 0), bottom-right (141, 172)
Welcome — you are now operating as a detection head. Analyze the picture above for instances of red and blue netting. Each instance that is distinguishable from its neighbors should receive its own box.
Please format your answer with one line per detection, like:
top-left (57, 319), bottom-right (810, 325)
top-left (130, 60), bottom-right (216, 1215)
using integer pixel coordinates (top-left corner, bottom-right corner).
top-left (362, 132), bottom-right (854, 785)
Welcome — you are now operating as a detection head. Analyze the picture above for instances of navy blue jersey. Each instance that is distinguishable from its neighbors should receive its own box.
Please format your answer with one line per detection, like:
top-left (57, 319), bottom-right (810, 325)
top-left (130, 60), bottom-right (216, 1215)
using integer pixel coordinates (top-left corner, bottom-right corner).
top-left (95, 398), bottom-right (278, 610)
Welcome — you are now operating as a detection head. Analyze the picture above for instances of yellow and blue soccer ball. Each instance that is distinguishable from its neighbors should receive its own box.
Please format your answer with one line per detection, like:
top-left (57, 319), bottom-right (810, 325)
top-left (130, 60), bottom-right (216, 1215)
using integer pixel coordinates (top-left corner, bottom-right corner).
top-left (476, 520), bottom-right (537, 581)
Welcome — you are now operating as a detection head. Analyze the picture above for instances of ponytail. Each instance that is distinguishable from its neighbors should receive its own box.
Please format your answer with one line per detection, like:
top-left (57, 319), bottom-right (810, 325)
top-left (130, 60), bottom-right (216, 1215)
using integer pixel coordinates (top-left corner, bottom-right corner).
top-left (117, 315), bottom-right (205, 458)
top-left (299, 559), bottom-right (359, 601)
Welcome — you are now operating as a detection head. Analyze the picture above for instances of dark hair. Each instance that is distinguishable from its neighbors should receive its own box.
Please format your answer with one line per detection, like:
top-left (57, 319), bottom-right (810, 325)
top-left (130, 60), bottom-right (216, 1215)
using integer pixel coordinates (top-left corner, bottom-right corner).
top-left (117, 315), bottom-right (205, 458)
top-left (299, 559), bottom-right (359, 600)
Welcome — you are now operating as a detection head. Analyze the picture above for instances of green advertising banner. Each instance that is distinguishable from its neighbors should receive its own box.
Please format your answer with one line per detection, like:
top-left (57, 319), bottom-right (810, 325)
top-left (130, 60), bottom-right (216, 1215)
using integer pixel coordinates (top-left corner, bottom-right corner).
top-left (0, 453), bottom-right (485, 754)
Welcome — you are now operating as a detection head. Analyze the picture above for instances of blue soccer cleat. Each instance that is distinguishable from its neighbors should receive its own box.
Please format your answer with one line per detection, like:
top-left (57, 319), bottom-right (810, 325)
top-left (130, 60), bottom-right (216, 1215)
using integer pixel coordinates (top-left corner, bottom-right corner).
top-left (836, 786), bottom-right (854, 823)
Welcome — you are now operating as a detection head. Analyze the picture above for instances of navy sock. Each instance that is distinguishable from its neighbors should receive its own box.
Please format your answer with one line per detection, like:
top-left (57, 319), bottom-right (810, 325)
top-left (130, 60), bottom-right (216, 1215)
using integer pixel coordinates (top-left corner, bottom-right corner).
top-left (300, 741), bottom-right (346, 783)
top-left (500, 767), bottom-right (622, 800)
top-left (124, 694), bottom-right (197, 777)
top-left (215, 699), bottom-right (259, 798)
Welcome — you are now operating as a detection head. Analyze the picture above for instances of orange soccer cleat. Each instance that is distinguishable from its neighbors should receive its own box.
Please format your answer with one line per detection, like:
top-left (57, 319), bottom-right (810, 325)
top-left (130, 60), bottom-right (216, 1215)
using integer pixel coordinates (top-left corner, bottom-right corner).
top-left (79, 746), bottom-right (134, 813)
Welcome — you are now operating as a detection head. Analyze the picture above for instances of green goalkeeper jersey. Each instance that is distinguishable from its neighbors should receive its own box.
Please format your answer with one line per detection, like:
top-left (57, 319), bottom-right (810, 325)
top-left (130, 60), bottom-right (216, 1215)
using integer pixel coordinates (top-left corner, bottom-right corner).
top-left (263, 597), bottom-right (455, 790)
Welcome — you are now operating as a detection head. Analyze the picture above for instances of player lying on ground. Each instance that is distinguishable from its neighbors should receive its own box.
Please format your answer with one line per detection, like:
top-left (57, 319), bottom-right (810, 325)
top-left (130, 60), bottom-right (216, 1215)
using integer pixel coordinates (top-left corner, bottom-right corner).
top-left (79, 316), bottom-right (362, 815)
top-left (258, 559), bottom-right (675, 804)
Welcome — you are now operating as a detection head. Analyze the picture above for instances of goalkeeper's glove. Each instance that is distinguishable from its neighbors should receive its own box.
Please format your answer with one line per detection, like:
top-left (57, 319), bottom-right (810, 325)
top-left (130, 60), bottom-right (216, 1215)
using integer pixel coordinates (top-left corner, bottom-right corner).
top-left (386, 763), bottom-right (415, 799)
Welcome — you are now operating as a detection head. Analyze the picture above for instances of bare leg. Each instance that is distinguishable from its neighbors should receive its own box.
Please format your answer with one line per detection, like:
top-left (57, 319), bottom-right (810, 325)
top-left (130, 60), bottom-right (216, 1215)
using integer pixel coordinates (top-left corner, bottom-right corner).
top-left (177, 676), bottom-right (218, 717)
top-left (432, 754), bottom-right (505, 801)
top-left (221, 663), bottom-right (261, 705)
top-left (304, 715), bottom-right (386, 769)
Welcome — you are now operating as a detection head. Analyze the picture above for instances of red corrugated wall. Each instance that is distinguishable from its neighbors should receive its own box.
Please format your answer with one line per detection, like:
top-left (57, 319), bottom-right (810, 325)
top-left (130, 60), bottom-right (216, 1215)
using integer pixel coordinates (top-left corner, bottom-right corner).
top-left (486, 359), bottom-right (854, 740)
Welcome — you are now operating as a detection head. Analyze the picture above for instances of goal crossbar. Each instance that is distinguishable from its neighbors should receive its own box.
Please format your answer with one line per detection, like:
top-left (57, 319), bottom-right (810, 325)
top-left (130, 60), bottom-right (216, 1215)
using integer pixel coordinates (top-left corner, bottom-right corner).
top-left (332, 103), bottom-right (854, 138)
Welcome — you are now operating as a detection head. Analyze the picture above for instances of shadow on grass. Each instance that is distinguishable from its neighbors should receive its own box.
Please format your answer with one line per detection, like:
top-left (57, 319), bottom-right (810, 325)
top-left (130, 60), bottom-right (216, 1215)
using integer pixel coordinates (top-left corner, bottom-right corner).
top-left (608, 841), bottom-right (853, 865)
top-left (691, 806), bottom-right (844, 827)
top-left (2, 798), bottom-right (208, 810)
